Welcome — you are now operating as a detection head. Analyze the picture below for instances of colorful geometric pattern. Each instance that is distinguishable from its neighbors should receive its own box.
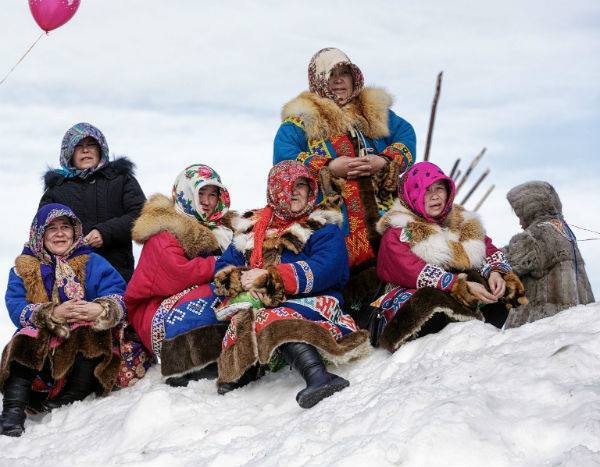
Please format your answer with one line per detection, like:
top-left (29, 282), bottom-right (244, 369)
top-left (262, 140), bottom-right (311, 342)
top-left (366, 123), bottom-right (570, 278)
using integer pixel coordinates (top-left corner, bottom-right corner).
top-left (150, 286), bottom-right (197, 356)
top-left (480, 250), bottom-right (512, 278)
top-left (417, 264), bottom-right (446, 288)
top-left (381, 142), bottom-right (413, 173)
top-left (372, 286), bottom-right (415, 324)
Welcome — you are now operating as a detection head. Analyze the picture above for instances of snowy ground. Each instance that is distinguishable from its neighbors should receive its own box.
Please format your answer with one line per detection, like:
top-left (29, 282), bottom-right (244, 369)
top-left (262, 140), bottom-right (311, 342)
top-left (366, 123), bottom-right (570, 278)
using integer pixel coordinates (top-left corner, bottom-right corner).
top-left (0, 303), bottom-right (598, 466)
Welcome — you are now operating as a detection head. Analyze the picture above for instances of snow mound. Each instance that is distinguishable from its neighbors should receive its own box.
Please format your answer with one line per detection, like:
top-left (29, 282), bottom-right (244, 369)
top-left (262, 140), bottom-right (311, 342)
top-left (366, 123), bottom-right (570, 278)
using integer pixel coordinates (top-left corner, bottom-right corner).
top-left (1, 304), bottom-right (599, 466)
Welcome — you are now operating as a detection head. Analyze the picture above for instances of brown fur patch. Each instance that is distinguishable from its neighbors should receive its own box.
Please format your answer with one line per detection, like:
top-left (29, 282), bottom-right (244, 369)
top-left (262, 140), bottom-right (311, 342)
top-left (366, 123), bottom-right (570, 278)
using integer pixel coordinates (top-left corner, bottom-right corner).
top-left (448, 242), bottom-right (472, 271)
top-left (459, 218), bottom-right (485, 242)
top-left (281, 87), bottom-right (393, 141)
top-left (503, 271), bottom-right (528, 309)
top-left (406, 221), bottom-right (438, 244)
top-left (132, 194), bottom-right (220, 258)
top-left (31, 302), bottom-right (70, 339)
top-left (214, 266), bottom-right (246, 297)
top-left (379, 287), bottom-right (484, 353)
top-left (318, 167), bottom-right (345, 209)
top-left (0, 332), bottom-right (51, 391)
top-left (450, 274), bottom-right (480, 308)
top-left (160, 324), bottom-right (228, 377)
top-left (217, 308), bottom-right (258, 384)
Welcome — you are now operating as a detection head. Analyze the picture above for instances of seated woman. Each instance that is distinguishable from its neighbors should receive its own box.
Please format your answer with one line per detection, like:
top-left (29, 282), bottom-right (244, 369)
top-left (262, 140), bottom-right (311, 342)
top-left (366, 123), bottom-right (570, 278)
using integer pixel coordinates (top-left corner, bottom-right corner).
top-left (1, 204), bottom-right (126, 437)
top-left (214, 160), bottom-right (370, 409)
top-left (372, 162), bottom-right (528, 352)
top-left (41, 122), bottom-right (146, 282)
top-left (125, 165), bottom-right (235, 386)
top-left (274, 47), bottom-right (416, 327)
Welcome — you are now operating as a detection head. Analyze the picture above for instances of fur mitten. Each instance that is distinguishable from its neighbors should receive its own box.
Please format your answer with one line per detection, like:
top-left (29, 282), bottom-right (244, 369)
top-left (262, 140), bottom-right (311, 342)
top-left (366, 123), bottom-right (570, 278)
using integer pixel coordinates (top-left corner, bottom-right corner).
top-left (249, 267), bottom-right (286, 307)
top-left (92, 298), bottom-right (124, 331)
top-left (32, 302), bottom-right (70, 338)
top-left (450, 274), bottom-right (479, 308)
top-left (214, 266), bottom-right (247, 297)
top-left (502, 272), bottom-right (529, 309)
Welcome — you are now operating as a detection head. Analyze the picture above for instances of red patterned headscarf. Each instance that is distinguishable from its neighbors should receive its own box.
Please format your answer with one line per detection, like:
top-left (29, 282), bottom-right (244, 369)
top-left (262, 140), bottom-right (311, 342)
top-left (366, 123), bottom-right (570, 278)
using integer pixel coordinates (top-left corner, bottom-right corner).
top-left (308, 47), bottom-right (364, 106)
top-left (249, 161), bottom-right (318, 268)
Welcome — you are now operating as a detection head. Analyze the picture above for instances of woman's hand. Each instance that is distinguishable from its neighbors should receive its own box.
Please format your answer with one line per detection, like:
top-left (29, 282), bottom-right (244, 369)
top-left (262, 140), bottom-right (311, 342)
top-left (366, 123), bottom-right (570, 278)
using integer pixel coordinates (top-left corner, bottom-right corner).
top-left (249, 289), bottom-right (268, 303)
top-left (241, 268), bottom-right (268, 291)
top-left (328, 156), bottom-right (354, 178)
top-left (54, 299), bottom-right (104, 323)
top-left (488, 271), bottom-right (506, 299)
top-left (466, 281), bottom-right (498, 304)
top-left (85, 229), bottom-right (104, 248)
top-left (347, 155), bottom-right (387, 179)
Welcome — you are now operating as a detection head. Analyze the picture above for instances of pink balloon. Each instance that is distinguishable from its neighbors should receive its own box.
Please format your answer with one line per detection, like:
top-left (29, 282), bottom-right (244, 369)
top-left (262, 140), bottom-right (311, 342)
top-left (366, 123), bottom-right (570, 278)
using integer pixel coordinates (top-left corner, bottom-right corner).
top-left (28, 0), bottom-right (80, 33)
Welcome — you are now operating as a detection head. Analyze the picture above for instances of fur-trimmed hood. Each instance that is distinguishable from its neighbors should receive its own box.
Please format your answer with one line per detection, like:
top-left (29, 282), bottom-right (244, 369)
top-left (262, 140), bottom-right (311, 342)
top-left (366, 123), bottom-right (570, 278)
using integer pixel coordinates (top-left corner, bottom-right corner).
top-left (506, 181), bottom-right (563, 229)
top-left (231, 207), bottom-right (343, 266)
top-left (131, 194), bottom-right (235, 257)
top-left (281, 87), bottom-right (393, 141)
top-left (377, 200), bottom-right (488, 271)
top-left (43, 157), bottom-right (137, 189)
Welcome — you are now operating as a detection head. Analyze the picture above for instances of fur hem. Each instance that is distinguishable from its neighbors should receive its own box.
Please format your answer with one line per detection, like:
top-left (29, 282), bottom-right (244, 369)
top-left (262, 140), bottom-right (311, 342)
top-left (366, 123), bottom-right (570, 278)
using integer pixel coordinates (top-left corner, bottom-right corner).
top-left (30, 302), bottom-right (72, 338)
top-left (256, 319), bottom-right (370, 366)
top-left (0, 332), bottom-right (51, 392)
top-left (160, 324), bottom-right (228, 378)
top-left (92, 297), bottom-right (124, 331)
top-left (217, 307), bottom-right (258, 384)
top-left (379, 287), bottom-right (484, 353)
top-left (281, 87), bottom-right (393, 141)
top-left (132, 194), bottom-right (223, 257)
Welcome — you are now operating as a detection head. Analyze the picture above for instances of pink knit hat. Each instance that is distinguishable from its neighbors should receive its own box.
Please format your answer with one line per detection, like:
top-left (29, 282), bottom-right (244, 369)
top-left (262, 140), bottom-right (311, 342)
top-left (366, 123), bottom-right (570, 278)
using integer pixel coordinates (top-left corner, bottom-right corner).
top-left (399, 161), bottom-right (455, 223)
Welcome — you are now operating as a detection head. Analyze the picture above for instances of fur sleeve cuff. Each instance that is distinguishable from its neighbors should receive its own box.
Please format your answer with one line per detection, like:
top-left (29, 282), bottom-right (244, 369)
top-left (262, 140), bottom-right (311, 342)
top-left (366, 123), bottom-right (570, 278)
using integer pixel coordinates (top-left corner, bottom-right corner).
top-left (250, 267), bottom-right (286, 307)
top-left (214, 265), bottom-right (247, 297)
top-left (31, 302), bottom-right (70, 338)
top-left (380, 142), bottom-right (413, 172)
top-left (92, 296), bottom-right (125, 331)
top-left (450, 273), bottom-right (479, 308)
top-left (501, 272), bottom-right (529, 309)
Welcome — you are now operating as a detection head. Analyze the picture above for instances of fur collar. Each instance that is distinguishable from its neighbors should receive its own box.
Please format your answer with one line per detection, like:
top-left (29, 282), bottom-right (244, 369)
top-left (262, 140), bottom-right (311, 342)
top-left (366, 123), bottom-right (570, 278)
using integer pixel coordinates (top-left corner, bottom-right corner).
top-left (281, 87), bottom-right (393, 141)
top-left (43, 157), bottom-right (137, 189)
top-left (377, 200), bottom-right (488, 271)
top-left (232, 208), bottom-right (343, 267)
top-left (132, 194), bottom-right (235, 257)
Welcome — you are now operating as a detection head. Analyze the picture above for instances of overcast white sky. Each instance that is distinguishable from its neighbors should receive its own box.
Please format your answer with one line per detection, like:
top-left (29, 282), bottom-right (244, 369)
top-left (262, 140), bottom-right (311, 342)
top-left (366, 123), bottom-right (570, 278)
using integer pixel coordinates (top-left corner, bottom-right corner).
top-left (1, 0), bottom-right (598, 342)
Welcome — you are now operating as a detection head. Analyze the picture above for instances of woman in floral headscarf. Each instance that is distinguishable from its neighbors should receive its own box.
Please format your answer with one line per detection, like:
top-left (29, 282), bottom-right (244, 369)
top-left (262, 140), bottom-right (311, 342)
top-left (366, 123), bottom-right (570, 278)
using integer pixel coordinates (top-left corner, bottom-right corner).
top-left (124, 164), bottom-right (236, 386)
top-left (274, 47), bottom-right (417, 328)
top-left (214, 160), bottom-right (370, 409)
top-left (370, 162), bottom-right (528, 352)
top-left (1, 204), bottom-right (126, 437)
top-left (40, 122), bottom-right (146, 282)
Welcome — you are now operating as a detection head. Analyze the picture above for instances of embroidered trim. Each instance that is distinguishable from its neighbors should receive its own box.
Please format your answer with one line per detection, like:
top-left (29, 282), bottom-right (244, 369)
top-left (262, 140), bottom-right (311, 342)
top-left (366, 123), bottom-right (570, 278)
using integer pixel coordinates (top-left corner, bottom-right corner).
top-left (381, 142), bottom-right (413, 172)
top-left (20, 303), bottom-right (40, 328)
top-left (283, 116), bottom-right (305, 129)
top-left (151, 286), bottom-right (197, 357)
top-left (295, 261), bottom-right (314, 294)
top-left (417, 264), bottom-right (445, 288)
top-left (480, 250), bottom-right (512, 278)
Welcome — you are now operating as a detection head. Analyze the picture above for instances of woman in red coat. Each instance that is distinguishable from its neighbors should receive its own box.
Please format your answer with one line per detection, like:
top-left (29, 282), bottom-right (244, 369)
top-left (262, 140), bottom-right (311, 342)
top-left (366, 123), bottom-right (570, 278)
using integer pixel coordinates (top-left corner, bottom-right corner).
top-left (124, 165), bottom-right (235, 386)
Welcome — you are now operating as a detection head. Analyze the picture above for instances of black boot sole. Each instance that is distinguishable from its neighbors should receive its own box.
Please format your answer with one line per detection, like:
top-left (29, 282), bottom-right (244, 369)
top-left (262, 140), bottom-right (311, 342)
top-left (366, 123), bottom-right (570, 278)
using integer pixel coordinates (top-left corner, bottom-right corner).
top-left (2, 425), bottom-right (24, 437)
top-left (297, 376), bottom-right (349, 409)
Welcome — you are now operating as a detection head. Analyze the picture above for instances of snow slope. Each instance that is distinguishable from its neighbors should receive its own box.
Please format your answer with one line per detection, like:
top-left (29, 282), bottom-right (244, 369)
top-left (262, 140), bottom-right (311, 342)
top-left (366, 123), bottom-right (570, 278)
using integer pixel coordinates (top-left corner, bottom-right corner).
top-left (0, 304), bottom-right (598, 466)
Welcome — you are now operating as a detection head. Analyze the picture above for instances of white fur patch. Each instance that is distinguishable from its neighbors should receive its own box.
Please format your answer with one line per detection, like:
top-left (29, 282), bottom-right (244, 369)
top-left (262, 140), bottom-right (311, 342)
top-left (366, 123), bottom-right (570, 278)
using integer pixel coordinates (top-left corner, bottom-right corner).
top-left (309, 209), bottom-right (343, 227)
top-left (212, 226), bottom-right (234, 252)
top-left (462, 239), bottom-right (487, 269)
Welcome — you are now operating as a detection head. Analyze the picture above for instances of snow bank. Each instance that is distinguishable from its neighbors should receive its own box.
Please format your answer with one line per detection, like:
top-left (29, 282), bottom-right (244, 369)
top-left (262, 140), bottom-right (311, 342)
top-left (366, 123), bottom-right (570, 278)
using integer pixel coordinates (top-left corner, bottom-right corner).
top-left (1, 304), bottom-right (599, 466)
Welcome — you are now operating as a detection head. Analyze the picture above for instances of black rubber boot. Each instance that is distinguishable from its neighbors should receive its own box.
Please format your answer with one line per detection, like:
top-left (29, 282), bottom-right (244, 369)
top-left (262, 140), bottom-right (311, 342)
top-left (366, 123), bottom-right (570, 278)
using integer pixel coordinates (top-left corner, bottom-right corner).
top-left (217, 364), bottom-right (265, 395)
top-left (280, 342), bottom-right (349, 409)
top-left (1, 363), bottom-right (36, 437)
top-left (42, 354), bottom-right (99, 411)
top-left (166, 362), bottom-right (219, 387)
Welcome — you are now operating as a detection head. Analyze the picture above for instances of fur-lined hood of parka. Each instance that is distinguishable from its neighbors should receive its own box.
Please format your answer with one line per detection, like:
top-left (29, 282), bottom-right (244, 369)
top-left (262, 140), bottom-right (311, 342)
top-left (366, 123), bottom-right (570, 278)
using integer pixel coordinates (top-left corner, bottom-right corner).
top-left (131, 194), bottom-right (236, 257)
top-left (230, 207), bottom-right (343, 266)
top-left (506, 181), bottom-right (563, 230)
top-left (43, 157), bottom-right (137, 189)
top-left (376, 199), bottom-right (488, 272)
top-left (281, 87), bottom-right (394, 141)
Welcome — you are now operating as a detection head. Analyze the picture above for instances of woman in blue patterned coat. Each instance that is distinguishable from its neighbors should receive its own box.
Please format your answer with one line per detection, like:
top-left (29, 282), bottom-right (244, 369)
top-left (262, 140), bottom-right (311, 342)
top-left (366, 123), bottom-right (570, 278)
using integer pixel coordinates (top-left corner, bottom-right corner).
top-left (0, 204), bottom-right (126, 437)
top-left (214, 161), bottom-right (370, 408)
top-left (273, 47), bottom-right (416, 326)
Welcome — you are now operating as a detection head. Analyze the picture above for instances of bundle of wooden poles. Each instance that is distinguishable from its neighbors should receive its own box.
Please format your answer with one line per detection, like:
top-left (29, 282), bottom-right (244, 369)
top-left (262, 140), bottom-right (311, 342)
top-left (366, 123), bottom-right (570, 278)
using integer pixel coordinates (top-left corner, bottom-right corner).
top-left (422, 72), bottom-right (494, 212)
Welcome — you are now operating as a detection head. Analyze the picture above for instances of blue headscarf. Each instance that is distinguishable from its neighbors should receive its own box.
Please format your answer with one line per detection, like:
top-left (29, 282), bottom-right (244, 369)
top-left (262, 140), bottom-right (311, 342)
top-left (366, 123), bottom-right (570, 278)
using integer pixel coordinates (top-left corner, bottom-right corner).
top-left (23, 204), bottom-right (92, 302)
top-left (57, 122), bottom-right (110, 179)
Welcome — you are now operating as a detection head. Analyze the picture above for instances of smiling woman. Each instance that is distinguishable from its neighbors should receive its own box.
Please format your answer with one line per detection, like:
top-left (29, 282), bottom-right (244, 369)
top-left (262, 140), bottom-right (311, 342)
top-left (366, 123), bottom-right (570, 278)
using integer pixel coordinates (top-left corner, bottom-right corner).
top-left (40, 123), bottom-right (146, 282)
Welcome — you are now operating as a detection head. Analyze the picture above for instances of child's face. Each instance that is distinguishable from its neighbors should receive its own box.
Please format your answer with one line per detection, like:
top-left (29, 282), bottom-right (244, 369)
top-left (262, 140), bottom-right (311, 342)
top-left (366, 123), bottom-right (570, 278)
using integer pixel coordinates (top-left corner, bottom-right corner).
top-left (424, 181), bottom-right (448, 218)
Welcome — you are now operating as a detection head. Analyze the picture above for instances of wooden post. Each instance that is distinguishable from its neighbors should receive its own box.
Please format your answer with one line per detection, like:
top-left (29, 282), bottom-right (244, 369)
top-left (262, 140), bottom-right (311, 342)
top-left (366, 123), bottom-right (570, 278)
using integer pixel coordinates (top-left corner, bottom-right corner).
top-left (474, 185), bottom-right (495, 212)
top-left (449, 158), bottom-right (461, 179)
top-left (454, 169), bottom-right (462, 181)
top-left (423, 71), bottom-right (443, 162)
top-left (456, 147), bottom-right (486, 194)
top-left (460, 168), bottom-right (490, 205)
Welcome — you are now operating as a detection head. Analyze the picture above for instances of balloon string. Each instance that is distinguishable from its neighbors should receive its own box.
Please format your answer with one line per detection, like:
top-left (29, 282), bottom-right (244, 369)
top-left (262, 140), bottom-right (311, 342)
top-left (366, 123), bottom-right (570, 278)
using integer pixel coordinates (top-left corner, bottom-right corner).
top-left (0, 32), bottom-right (46, 86)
